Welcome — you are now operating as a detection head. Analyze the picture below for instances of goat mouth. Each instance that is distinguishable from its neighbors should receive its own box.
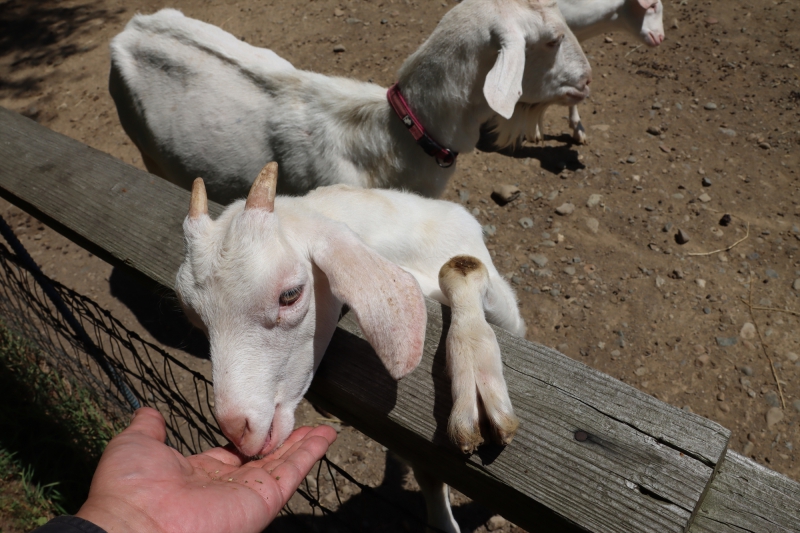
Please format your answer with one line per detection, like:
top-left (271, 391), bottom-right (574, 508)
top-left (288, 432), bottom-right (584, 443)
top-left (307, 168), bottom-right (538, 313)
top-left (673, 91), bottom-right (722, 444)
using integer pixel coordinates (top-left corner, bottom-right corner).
top-left (564, 89), bottom-right (588, 103)
top-left (249, 420), bottom-right (275, 459)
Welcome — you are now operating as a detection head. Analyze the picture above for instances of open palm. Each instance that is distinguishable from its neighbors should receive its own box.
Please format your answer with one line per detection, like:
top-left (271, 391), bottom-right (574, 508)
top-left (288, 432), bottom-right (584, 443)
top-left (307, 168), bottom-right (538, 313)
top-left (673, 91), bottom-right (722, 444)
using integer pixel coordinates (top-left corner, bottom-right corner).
top-left (77, 407), bottom-right (336, 533)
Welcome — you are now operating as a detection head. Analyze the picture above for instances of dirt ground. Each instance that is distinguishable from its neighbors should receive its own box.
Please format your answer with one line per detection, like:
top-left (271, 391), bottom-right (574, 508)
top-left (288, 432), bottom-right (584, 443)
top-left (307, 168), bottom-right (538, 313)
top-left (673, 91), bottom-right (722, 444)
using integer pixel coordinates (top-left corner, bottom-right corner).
top-left (1, 0), bottom-right (799, 530)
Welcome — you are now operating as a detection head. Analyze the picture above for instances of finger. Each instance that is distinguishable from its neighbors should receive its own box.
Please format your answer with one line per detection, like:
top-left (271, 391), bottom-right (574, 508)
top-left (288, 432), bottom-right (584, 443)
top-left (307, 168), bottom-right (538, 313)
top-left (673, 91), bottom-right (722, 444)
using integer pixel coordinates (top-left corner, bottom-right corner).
top-left (199, 447), bottom-right (245, 467)
top-left (249, 425), bottom-right (337, 467)
top-left (269, 435), bottom-right (333, 499)
top-left (121, 407), bottom-right (167, 442)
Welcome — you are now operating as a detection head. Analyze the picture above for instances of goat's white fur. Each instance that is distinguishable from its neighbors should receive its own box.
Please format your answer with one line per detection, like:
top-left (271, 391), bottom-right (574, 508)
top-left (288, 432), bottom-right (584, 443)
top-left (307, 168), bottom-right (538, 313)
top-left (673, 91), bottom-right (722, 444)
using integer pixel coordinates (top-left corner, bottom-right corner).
top-left (484, 0), bottom-right (665, 147)
top-left (109, 0), bottom-right (591, 203)
top-left (176, 167), bottom-right (525, 533)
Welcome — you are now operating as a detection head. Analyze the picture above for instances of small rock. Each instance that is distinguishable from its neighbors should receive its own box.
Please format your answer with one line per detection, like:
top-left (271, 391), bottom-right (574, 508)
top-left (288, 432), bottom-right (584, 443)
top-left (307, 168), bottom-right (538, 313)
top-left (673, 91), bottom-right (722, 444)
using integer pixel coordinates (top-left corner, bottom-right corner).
top-left (333, 44), bottom-right (346, 53)
top-left (793, 399), bottom-right (800, 413)
top-left (611, 349), bottom-right (621, 358)
top-left (380, 18), bottom-right (388, 24)
top-left (634, 367), bottom-right (648, 376)
top-left (555, 202), bottom-right (575, 216)
top-left (651, 102), bottom-right (663, 110)
top-left (763, 268), bottom-right (777, 279)
top-left (547, 190), bottom-right (559, 201)
top-left (766, 407), bottom-right (784, 428)
top-left (719, 214), bottom-right (732, 226)
top-left (471, 208), bottom-right (480, 216)
top-left (626, 155), bottom-right (637, 164)
top-left (649, 243), bottom-right (661, 252)
top-left (703, 307), bottom-right (711, 314)
top-left (696, 279), bottom-right (707, 288)
top-left (787, 352), bottom-right (799, 363)
top-left (704, 102), bottom-right (717, 110)
top-left (719, 127), bottom-right (737, 137)
top-left (647, 126), bottom-right (661, 135)
top-left (743, 441), bottom-right (754, 455)
top-left (564, 266), bottom-right (576, 276)
top-left (511, 276), bottom-right (523, 285)
top-left (705, 17), bottom-right (718, 24)
top-left (482, 224), bottom-right (497, 237)
top-left (586, 194), bottom-right (602, 208)
top-left (765, 391), bottom-right (780, 408)
top-left (491, 184), bottom-right (520, 205)
top-left (716, 337), bottom-right (737, 347)
top-left (758, 142), bottom-right (771, 150)
top-left (345, 17), bottom-right (361, 24)
top-left (740, 322), bottom-right (756, 340)
top-left (671, 18), bottom-right (679, 29)
top-left (604, 35), bottom-right (614, 43)
top-left (741, 365), bottom-right (754, 376)
top-left (719, 403), bottom-right (730, 413)
top-left (702, 177), bottom-right (712, 187)
top-left (675, 229), bottom-right (691, 245)
top-left (333, 7), bottom-right (345, 16)
top-left (529, 253), bottom-right (549, 268)
top-left (655, 275), bottom-right (666, 288)
top-left (586, 217), bottom-right (600, 234)
top-left (696, 354), bottom-right (710, 367)
top-left (671, 269), bottom-right (684, 280)
top-left (486, 515), bottom-right (508, 531)
top-left (793, 279), bottom-right (800, 291)
top-left (698, 193), bottom-right (711, 203)
top-left (458, 189), bottom-right (470, 202)
top-left (518, 217), bottom-right (534, 229)
top-left (663, 222), bottom-right (673, 232)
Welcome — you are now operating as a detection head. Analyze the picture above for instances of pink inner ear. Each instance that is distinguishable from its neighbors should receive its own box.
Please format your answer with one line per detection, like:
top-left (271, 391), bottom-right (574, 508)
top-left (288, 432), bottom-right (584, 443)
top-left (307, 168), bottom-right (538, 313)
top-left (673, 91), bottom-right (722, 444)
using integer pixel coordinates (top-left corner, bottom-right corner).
top-left (637, 0), bottom-right (656, 8)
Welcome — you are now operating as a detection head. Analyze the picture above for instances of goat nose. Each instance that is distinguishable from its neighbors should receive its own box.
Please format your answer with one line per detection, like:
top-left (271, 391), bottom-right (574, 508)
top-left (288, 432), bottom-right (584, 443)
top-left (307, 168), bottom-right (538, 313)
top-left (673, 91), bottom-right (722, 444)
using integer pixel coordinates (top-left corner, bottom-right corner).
top-left (218, 415), bottom-right (250, 449)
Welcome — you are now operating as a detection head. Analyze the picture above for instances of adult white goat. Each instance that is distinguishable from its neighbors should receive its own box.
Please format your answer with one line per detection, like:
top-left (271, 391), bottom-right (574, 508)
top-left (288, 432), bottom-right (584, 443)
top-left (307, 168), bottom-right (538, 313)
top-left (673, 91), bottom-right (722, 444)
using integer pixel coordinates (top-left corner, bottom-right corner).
top-left (483, 0), bottom-right (665, 147)
top-left (176, 162), bottom-right (525, 533)
top-left (109, 0), bottom-right (591, 204)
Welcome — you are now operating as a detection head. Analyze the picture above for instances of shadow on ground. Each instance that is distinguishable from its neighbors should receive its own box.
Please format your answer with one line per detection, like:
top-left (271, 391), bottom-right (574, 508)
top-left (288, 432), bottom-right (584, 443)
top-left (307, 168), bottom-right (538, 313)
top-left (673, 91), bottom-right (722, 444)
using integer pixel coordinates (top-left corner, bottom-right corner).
top-left (0, 0), bottom-right (124, 100)
top-left (269, 453), bottom-right (496, 533)
top-left (108, 267), bottom-right (210, 359)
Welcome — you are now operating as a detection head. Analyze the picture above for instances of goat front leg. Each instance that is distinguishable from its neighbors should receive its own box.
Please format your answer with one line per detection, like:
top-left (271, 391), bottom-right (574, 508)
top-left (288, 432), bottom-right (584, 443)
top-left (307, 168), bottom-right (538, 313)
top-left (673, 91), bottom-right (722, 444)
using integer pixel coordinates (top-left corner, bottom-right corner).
top-left (439, 256), bottom-right (519, 454)
top-left (412, 465), bottom-right (460, 533)
top-left (569, 104), bottom-right (587, 144)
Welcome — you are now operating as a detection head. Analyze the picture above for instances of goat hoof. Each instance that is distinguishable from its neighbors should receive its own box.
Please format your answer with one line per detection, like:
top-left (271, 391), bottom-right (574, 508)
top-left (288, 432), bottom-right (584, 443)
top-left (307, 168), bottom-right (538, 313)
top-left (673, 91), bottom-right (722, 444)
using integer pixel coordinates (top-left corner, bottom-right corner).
top-left (492, 413), bottom-right (520, 446)
top-left (449, 419), bottom-right (484, 454)
top-left (572, 124), bottom-right (586, 144)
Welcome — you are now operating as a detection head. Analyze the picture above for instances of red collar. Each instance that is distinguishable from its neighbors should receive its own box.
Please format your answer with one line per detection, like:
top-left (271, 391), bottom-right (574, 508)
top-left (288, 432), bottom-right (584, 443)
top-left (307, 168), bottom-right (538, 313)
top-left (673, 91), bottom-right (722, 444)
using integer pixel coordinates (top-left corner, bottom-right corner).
top-left (387, 83), bottom-right (457, 168)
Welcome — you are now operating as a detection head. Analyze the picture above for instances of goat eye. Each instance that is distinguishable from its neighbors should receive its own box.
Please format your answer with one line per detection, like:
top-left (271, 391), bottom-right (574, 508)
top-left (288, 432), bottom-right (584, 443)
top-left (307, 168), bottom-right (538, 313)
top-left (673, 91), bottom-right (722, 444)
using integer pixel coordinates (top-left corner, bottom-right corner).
top-left (279, 285), bottom-right (303, 306)
top-left (547, 34), bottom-right (563, 48)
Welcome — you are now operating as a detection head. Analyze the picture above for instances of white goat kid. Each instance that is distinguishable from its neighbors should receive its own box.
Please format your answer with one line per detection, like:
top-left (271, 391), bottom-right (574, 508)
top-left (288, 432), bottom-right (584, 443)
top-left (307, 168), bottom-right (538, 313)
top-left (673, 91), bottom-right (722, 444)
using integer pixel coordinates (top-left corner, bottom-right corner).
top-left (176, 162), bottom-right (525, 533)
top-left (110, 0), bottom-right (591, 203)
top-left (484, 0), bottom-right (665, 147)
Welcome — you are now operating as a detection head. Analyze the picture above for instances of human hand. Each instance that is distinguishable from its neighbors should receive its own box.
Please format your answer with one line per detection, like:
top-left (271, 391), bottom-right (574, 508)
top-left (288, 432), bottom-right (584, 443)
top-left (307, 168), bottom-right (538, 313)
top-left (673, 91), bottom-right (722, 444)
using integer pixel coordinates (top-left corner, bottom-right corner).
top-left (76, 407), bottom-right (336, 533)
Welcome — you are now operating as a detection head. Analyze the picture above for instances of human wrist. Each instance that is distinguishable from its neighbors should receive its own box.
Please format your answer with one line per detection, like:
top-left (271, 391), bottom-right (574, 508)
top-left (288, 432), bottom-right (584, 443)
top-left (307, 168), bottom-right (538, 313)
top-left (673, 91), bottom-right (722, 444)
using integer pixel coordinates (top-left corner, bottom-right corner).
top-left (76, 497), bottom-right (158, 533)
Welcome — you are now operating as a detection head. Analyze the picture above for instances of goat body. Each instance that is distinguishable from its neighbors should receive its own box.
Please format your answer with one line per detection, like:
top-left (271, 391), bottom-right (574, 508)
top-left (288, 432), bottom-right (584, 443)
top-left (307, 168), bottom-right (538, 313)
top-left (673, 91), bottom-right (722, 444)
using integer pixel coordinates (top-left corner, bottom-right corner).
top-left (484, 0), bottom-right (665, 147)
top-left (176, 163), bottom-right (525, 532)
top-left (110, 0), bottom-right (591, 203)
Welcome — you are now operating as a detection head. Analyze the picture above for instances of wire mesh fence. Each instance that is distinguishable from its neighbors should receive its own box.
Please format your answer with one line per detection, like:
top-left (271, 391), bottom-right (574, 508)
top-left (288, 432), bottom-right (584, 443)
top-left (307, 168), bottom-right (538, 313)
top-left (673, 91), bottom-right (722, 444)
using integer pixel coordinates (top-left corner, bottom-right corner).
top-left (0, 225), bottom-right (441, 532)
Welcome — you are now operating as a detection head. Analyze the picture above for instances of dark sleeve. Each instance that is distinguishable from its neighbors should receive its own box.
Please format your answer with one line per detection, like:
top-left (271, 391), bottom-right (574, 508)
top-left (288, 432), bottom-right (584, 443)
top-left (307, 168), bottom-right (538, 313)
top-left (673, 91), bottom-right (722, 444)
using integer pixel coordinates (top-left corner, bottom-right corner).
top-left (32, 515), bottom-right (108, 533)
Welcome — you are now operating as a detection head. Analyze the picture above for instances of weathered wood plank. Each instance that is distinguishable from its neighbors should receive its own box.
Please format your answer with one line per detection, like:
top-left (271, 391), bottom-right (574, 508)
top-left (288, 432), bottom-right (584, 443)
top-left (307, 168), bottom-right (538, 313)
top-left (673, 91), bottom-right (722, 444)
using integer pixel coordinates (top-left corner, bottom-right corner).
top-left (688, 451), bottom-right (800, 533)
top-left (0, 106), bottom-right (732, 533)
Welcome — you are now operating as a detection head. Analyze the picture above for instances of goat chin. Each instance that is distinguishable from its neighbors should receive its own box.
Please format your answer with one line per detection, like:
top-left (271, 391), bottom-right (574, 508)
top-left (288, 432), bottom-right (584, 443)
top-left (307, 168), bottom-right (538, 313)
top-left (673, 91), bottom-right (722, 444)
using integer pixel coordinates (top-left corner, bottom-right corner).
top-left (481, 103), bottom-right (549, 150)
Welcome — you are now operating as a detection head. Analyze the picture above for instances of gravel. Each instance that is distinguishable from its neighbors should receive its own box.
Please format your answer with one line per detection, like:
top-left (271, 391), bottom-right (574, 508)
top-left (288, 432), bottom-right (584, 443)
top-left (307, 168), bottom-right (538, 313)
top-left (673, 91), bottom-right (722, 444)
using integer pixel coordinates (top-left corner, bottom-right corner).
top-left (555, 202), bottom-right (575, 216)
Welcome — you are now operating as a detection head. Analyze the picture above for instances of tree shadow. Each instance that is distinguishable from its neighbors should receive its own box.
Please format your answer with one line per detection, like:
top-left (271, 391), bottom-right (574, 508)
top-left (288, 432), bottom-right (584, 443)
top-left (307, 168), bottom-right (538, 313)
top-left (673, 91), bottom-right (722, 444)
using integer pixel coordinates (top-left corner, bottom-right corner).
top-left (108, 267), bottom-right (210, 360)
top-left (0, 0), bottom-right (125, 99)
top-left (268, 453), bottom-right (497, 533)
top-left (476, 127), bottom-right (585, 175)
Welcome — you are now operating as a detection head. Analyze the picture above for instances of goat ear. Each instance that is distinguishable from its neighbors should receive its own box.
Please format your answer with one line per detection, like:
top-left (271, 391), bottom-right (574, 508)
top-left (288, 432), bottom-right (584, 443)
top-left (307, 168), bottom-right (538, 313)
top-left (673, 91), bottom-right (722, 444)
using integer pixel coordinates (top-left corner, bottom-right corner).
top-left (483, 30), bottom-right (526, 119)
top-left (637, 0), bottom-right (656, 8)
top-left (310, 222), bottom-right (427, 380)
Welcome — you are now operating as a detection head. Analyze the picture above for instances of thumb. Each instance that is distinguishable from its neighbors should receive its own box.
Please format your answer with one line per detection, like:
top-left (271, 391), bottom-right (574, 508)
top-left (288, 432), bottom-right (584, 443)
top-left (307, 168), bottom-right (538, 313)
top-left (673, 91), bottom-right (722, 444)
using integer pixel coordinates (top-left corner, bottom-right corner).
top-left (122, 407), bottom-right (167, 443)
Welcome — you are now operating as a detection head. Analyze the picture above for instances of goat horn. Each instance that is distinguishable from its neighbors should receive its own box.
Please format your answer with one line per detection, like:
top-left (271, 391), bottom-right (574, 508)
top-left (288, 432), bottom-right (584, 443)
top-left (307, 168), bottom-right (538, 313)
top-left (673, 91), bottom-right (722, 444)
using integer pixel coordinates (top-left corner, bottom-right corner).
top-left (189, 178), bottom-right (208, 219)
top-left (245, 161), bottom-right (278, 212)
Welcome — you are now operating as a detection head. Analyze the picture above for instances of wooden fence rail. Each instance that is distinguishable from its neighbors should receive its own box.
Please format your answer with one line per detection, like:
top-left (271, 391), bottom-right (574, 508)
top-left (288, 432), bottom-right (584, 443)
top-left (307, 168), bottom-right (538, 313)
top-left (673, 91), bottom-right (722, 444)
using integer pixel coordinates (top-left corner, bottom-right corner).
top-left (1, 106), bottom-right (797, 532)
